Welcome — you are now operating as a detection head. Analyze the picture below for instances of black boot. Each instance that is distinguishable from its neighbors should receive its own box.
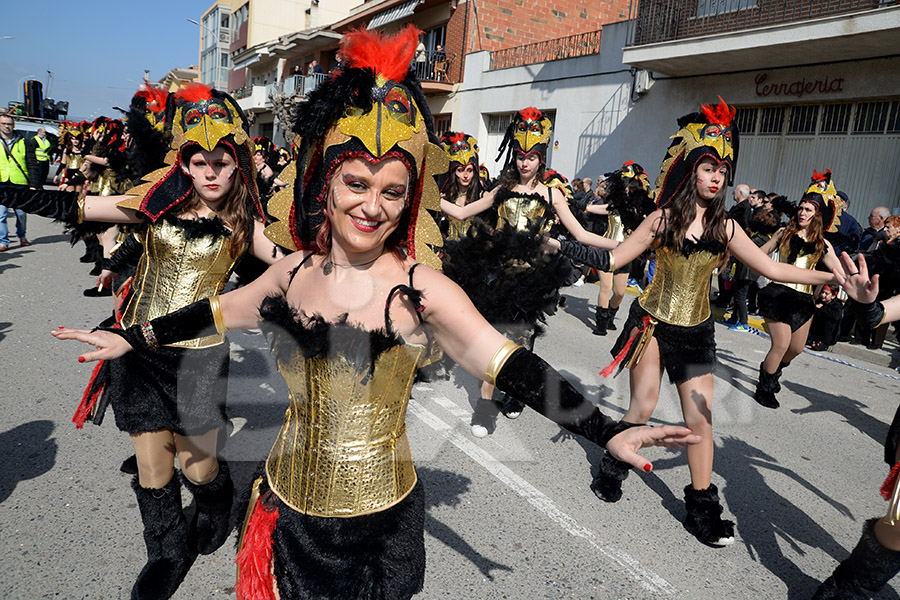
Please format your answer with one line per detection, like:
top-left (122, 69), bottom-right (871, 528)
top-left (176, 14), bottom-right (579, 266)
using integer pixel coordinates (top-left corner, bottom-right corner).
top-left (683, 483), bottom-right (735, 547)
top-left (120, 454), bottom-right (138, 474)
top-left (471, 397), bottom-right (501, 438)
top-left (607, 306), bottom-right (619, 331)
top-left (773, 362), bottom-right (789, 393)
top-left (131, 476), bottom-right (195, 600)
top-left (592, 307), bottom-right (608, 336)
top-left (80, 237), bottom-right (100, 263)
top-left (591, 450), bottom-right (632, 503)
top-left (181, 460), bottom-right (234, 555)
top-left (499, 393), bottom-right (525, 420)
top-left (813, 518), bottom-right (900, 599)
top-left (753, 363), bottom-right (780, 409)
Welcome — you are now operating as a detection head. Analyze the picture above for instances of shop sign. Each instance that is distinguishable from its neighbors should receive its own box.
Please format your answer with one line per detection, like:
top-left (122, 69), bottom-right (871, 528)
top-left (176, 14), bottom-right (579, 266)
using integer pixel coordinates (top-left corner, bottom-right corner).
top-left (755, 73), bottom-right (844, 99)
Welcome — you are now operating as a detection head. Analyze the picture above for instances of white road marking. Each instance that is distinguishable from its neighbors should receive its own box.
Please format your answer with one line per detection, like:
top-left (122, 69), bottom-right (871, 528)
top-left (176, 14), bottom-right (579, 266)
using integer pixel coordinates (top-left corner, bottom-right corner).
top-left (408, 398), bottom-right (678, 596)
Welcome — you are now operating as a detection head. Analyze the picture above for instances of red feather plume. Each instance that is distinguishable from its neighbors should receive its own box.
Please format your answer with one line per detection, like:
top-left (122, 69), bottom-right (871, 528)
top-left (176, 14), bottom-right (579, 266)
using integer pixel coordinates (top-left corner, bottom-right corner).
top-left (341, 24), bottom-right (422, 82)
top-left (812, 169), bottom-right (832, 182)
top-left (134, 81), bottom-right (168, 112)
top-left (700, 96), bottom-right (736, 126)
top-left (175, 82), bottom-right (214, 103)
top-left (519, 107), bottom-right (542, 122)
top-left (448, 132), bottom-right (465, 144)
top-left (623, 159), bottom-right (635, 166)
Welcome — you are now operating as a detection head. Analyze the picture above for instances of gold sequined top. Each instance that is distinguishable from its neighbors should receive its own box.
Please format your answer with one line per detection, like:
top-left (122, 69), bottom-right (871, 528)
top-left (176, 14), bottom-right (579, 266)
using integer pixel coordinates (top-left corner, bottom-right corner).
top-left (777, 237), bottom-right (821, 295)
top-left (604, 212), bottom-right (625, 243)
top-left (121, 217), bottom-right (241, 348)
top-left (65, 153), bottom-right (85, 170)
top-left (445, 215), bottom-right (472, 241)
top-left (639, 239), bottom-right (724, 327)
top-left (90, 168), bottom-right (128, 197)
top-left (495, 188), bottom-right (553, 235)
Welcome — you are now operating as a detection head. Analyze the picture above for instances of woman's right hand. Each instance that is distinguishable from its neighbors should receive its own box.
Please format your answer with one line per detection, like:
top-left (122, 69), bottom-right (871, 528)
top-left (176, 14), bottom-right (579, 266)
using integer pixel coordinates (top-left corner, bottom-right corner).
top-left (834, 253), bottom-right (879, 304)
top-left (51, 328), bottom-right (134, 362)
top-left (97, 269), bottom-right (114, 290)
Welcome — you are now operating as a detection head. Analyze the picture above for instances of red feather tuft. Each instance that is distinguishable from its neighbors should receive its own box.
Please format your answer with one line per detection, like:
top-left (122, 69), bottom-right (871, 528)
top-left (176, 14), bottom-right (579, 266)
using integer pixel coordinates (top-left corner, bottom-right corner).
top-left (700, 96), bottom-right (736, 126)
top-left (519, 107), bottom-right (542, 122)
top-left (341, 24), bottom-right (422, 83)
top-left (72, 360), bottom-right (107, 429)
top-left (235, 496), bottom-right (280, 600)
top-left (448, 132), bottom-right (465, 144)
top-left (812, 169), bottom-right (832, 182)
top-left (175, 82), bottom-right (214, 103)
top-left (882, 460), bottom-right (900, 501)
top-left (623, 159), bottom-right (635, 166)
top-left (134, 81), bottom-right (168, 112)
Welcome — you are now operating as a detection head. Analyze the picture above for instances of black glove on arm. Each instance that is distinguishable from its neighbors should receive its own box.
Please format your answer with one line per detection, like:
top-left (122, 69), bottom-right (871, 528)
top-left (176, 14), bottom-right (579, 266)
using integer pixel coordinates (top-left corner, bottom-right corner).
top-left (0, 183), bottom-right (80, 222)
top-left (494, 346), bottom-right (632, 447)
top-left (850, 299), bottom-right (886, 330)
top-left (102, 233), bottom-right (143, 273)
top-left (110, 297), bottom-right (224, 351)
top-left (558, 240), bottom-right (612, 272)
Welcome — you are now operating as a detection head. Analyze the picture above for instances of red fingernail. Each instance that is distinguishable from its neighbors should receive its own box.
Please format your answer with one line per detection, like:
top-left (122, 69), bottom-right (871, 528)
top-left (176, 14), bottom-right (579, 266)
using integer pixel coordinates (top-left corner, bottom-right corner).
top-left (58, 326), bottom-right (64, 329)
top-left (78, 357), bottom-right (85, 363)
top-left (643, 464), bottom-right (652, 473)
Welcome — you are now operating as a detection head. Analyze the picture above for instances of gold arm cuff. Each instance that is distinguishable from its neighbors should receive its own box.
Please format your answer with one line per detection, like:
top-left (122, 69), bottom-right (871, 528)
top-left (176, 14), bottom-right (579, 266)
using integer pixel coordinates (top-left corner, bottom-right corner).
top-left (484, 340), bottom-right (523, 386)
top-left (209, 295), bottom-right (227, 335)
top-left (609, 252), bottom-right (616, 273)
top-left (76, 193), bottom-right (85, 224)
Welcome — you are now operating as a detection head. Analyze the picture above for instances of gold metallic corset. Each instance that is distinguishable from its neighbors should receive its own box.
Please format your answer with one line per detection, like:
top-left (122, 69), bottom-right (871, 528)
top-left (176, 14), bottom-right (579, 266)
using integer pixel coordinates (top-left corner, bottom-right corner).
top-left (446, 215), bottom-right (472, 241)
top-left (266, 343), bottom-right (427, 517)
top-left (90, 168), bottom-right (126, 197)
top-left (122, 218), bottom-right (239, 348)
top-left (66, 154), bottom-right (84, 170)
top-left (639, 247), bottom-right (722, 326)
top-left (778, 247), bottom-right (819, 295)
top-left (604, 212), bottom-right (625, 242)
top-left (496, 194), bottom-right (552, 235)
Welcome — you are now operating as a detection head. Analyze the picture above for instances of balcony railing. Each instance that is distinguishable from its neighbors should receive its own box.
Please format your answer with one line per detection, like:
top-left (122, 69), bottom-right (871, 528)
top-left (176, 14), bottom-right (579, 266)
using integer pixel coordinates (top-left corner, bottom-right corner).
top-left (626, 0), bottom-right (900, 47)
top-left (489, 30), bottom-right (602, 71)
top-left (412, 50), bottom-right (455, 83)
top-left (282, 73), bottom-right (329, 98)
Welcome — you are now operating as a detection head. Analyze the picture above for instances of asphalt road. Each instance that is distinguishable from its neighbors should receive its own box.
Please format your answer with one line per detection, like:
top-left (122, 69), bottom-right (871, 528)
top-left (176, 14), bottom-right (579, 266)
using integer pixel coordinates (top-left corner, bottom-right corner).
top-left (1, 215), bottom-right (899, 599)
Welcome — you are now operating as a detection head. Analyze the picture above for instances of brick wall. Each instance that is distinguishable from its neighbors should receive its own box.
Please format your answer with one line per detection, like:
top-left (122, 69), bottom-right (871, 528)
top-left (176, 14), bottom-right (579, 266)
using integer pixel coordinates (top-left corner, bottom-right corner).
top-left (469, 0), bottom-right (629, 53)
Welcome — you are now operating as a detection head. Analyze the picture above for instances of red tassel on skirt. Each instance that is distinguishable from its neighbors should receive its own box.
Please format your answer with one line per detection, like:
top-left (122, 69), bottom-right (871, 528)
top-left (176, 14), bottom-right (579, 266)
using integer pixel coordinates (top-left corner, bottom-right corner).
top-left (600, 315), bottom-right (651, 378)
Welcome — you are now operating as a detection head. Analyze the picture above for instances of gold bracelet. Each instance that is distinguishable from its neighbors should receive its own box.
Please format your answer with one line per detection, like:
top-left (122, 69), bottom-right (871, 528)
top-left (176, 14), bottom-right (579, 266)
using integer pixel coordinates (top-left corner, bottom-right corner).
top-left (484, 340), bottom-right (523, 386)
top-left (209, 295), bottom-right (227, 334)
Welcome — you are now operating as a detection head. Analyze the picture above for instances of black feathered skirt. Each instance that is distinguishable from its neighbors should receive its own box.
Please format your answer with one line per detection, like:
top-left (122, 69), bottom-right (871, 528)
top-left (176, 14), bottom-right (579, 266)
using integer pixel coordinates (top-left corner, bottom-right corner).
top-left (240, 477), bottom-right (426, 600)
top-left (442, 221), bottom-right (574, 331)
top-left (109, 341), bottom-right (229, 436)
top-left (608, 300), bottom-right (717, 384)
top-left (757, 283), bottom-right (815, 332)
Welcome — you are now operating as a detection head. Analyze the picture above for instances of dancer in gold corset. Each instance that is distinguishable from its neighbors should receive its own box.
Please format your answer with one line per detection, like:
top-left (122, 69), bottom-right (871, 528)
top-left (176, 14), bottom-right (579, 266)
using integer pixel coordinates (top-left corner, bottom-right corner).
top-left (551, 99), bottom-right (835, 547)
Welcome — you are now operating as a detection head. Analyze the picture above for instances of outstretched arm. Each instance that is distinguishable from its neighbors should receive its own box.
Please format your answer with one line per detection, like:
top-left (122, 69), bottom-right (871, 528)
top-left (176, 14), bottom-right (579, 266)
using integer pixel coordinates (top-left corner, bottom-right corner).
top-left (53, 251), bottom-right (305, 360)
top-left (440, 188), bottom-right (495, 220)
top-left (550, 188), bottom-right (617, 249)
top-left (728, 222), bottom-right (833, 286)
top-left (416, 266), bottom-right (700, 471)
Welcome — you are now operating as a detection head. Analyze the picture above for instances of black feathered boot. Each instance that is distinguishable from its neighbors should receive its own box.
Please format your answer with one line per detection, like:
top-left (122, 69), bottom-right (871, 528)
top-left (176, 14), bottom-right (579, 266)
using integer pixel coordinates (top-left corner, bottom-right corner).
top-left (471, 397), bottom-right (501, 438)
top-left (607, 306), bottom-right (619, 331)
top-left (683, 484), bottom-right (735, 548)
top-left (813, 518), bottom-right (900, 599)
top-left (181, 460), bottom-right (234, 555)
top-left (773, 361), bottom-right (789, 393)
top-left (591, 449), bottom-right (632, 503)
top-left (593, 307), bottom-right (608, 336)
top-left (131, 476), bottom-right (195, 600)
top-left (753, 363), bottom-right (781, 409)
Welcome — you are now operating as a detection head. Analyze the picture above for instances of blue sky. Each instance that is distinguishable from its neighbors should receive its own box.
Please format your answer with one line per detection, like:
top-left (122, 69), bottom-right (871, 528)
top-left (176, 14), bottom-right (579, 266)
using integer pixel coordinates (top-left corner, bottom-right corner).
top-left (1, 1), bottom-right (215, 121)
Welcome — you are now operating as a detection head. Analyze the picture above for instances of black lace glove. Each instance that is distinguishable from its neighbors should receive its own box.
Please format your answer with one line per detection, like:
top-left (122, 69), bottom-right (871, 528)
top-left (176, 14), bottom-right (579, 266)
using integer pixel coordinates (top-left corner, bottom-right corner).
top-left (558, 240), bottom-right (611, 272)
top-left (101, 233), bottom-right (143, 273)
top-left (850, 299), bottom-right (886, 330)
top-left (494, 347), bottom-right (631, 447)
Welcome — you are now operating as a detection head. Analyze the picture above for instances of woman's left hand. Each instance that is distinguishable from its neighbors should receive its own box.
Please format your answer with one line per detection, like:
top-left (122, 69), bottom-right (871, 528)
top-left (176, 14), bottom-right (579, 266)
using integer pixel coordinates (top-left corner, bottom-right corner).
top-left (606, 425), bottom-right (701, 473)
top-left (834, 253), bottom-right (878, 304)
top-left (51, 327), bottom-right (134, 362)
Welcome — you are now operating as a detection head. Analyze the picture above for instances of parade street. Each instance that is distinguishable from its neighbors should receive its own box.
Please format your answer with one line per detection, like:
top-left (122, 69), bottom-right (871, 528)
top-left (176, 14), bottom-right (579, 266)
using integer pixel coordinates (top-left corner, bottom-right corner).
top-left (2, 215), bottom-right (899, 600)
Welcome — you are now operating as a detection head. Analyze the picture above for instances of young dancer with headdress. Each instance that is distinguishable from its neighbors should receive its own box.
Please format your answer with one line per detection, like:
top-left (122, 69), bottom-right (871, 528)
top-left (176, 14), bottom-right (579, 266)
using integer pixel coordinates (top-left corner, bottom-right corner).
top-left (753, 169), bottom-right (842, 408)
top-left (54, 27), bottom-right (699, 599)
top-left (438, 131), bottom-right (483, 241)
top-left (550, 99), bottom-right (835, 546)
top-left (440, 107), bottom-right (618, 437)
top-left (5, 83), bottom-right (284, 598)
top-left (585, 160), bottom-right (655, 335)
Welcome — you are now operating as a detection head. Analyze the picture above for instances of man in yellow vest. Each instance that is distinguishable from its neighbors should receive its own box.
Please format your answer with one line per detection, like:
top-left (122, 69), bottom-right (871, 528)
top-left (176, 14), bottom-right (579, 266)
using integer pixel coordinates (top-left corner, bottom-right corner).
top-left (0, 113), bottom-right (40, 250)
top-left (34, 127), bottom-right (52, 185)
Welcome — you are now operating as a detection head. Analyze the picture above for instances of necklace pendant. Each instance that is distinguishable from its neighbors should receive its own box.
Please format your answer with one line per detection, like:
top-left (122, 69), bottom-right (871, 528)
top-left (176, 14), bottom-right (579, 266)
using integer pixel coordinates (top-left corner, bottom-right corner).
top-left (323, 261), bottom-right (333, 275)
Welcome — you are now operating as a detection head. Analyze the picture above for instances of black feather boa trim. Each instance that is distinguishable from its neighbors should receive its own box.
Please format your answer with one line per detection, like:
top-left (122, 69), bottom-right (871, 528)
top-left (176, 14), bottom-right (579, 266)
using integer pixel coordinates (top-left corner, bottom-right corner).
top-left (656, 230), bottom-right (727, 257)
top-left (442, 217), bottom-right (573, 327)
top-left (258, 296), bottom-right (403, 381)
